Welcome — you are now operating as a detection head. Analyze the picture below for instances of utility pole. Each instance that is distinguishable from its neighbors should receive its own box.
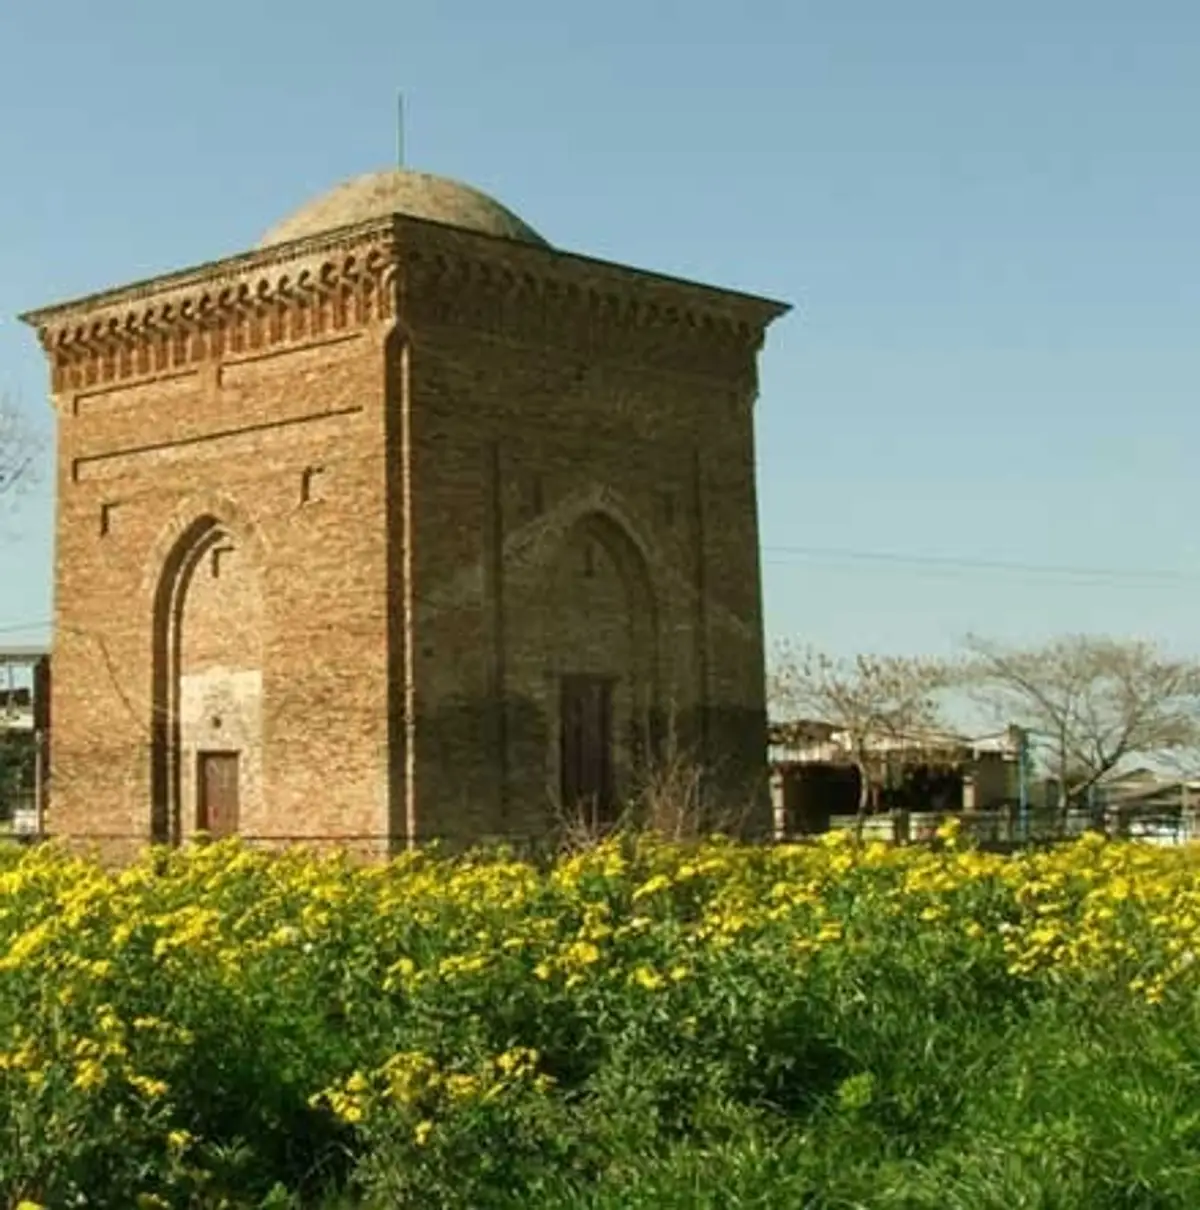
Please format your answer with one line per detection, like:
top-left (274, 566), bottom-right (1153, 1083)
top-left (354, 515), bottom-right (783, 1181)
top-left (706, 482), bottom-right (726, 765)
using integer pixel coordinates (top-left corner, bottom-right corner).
top-left (1019, 729), bottom-right (1028, 839)
top-left (1008, 722), bottom-right (1030, 843)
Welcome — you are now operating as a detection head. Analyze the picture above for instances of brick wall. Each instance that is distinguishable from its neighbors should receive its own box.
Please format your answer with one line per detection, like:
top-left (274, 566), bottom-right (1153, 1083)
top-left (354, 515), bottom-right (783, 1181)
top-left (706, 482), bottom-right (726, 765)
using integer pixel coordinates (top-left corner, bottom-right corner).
top-left (32, 235), bottom-right (397, 854)
top-left (25, 211), bottom-right (785, 853)
top-left (402, 227), bottom-right (780, 843)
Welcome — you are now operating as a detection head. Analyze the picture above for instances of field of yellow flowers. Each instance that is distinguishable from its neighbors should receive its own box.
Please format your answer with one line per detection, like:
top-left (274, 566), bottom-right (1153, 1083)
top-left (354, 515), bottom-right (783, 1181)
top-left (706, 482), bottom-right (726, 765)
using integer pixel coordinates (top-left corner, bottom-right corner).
top-left (2, 825), bottom-right (1200, 1208)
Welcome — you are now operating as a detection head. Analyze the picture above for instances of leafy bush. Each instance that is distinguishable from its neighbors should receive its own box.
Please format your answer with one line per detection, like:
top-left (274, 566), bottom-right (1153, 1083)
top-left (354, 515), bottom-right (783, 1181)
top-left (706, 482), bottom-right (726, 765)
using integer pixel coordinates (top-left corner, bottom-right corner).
top-left (0, 826), bottom-right (1198, 1207)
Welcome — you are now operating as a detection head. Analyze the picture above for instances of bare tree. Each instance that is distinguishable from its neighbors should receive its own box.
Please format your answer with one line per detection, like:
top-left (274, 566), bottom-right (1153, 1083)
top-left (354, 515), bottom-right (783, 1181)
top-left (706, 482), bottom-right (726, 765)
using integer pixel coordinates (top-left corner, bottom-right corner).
top-left (550, 699), bottom-right (756, 853)
top-left (0, 393), bottom-right (43, 506)
top-left (963, 634), bottom-right (1200, 815)
top-left (769, 643), bottom-right (954, 828)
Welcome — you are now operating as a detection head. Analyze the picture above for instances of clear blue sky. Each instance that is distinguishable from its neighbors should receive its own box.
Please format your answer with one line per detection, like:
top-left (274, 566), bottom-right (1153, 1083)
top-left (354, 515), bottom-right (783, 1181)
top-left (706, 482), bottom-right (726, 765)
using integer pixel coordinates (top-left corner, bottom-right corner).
top-left (1, 0), bottom-right (1198, 667)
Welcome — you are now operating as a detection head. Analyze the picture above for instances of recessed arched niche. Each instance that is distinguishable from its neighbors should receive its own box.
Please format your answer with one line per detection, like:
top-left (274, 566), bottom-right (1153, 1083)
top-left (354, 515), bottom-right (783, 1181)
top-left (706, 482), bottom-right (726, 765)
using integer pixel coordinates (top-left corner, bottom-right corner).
top-left (150, 515), bottom-right (264, 844)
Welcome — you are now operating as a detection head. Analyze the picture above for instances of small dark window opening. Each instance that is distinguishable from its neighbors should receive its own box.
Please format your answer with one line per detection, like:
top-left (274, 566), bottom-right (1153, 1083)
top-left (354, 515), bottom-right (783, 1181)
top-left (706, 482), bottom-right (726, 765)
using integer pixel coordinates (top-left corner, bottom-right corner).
top-left (300, 465), bottom-right (325, 505)
top-left (210, 545), bottom-right (233, 578)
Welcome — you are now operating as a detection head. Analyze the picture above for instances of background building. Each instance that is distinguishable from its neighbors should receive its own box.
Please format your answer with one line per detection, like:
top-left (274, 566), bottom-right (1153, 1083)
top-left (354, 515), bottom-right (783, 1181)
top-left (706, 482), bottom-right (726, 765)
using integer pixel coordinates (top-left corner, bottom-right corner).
top-left (769, 719), bottom-right (1023, 836)
top-left (0, 647), bottom-right (49, 835)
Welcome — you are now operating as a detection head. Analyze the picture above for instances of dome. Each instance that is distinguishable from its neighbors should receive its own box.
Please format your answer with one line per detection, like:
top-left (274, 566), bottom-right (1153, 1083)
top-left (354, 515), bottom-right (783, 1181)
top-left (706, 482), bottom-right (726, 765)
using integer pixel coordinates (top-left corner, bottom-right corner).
top-left (257, 169), bottom-right (549, 249)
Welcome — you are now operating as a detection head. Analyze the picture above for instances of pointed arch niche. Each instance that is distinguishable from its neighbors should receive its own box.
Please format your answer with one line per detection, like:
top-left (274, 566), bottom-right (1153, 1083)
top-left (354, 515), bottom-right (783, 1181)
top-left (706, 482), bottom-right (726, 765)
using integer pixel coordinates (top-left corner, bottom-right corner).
top-left (520, 507), bottom-right (661, 823)
top-left (150, 515), bottom-right (265, 844)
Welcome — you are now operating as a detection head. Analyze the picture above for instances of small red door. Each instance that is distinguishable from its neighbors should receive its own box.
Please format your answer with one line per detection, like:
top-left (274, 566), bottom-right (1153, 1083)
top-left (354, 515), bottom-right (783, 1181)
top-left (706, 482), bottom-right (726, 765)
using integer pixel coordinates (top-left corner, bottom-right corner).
top-left (197, 751), bottom-right (240, 838)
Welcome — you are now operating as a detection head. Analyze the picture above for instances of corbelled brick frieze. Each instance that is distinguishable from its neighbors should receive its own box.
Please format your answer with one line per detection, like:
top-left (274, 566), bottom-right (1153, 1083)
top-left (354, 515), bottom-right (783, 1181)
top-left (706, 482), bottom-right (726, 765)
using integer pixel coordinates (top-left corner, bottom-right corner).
top-left (25, 226), bottom-right (399, 397)
top-left (24, 215), bottom-right (771, 402)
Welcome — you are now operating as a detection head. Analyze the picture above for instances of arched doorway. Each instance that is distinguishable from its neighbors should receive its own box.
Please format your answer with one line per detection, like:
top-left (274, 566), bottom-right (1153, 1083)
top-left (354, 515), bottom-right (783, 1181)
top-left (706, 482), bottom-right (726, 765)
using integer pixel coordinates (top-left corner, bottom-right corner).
top-left (150, 516), bottom-right (264, 844)
top-left (540, 510), bottom-right (659, 826)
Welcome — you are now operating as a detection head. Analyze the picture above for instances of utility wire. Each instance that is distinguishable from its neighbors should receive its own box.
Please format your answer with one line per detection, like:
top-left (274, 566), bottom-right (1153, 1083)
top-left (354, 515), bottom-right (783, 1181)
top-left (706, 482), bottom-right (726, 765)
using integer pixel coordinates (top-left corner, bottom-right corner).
top-left (760, 544), bottom-right (1200, 584)
top-left (0, 620), bottom-right (50, 635)
top-left (1, 536), bottom-right (1195, 647)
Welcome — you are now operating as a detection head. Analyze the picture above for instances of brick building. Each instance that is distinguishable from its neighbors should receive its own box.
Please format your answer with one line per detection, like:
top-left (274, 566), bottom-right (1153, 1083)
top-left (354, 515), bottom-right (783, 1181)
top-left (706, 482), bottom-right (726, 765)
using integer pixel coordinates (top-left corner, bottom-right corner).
top-left (21, 169), bottom-right (788, 855)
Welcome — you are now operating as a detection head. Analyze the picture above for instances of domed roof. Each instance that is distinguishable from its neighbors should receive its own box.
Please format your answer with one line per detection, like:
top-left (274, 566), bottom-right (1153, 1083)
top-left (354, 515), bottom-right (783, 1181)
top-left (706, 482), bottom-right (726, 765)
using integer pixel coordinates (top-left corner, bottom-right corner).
top-left (258, 169), bottom-right (549, 249)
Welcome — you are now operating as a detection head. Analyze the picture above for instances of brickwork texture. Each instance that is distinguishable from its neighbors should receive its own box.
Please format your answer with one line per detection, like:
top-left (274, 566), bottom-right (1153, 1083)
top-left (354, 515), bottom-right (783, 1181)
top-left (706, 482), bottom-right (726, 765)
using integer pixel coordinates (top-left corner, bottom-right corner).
top-left (21, 170), bottom-right (789, 857)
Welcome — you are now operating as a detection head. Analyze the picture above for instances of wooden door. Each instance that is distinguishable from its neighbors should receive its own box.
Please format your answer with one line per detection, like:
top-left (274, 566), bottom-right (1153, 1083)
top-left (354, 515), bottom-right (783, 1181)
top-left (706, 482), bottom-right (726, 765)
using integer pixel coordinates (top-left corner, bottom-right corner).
top-left (197, 751), bottom-right (240, 838)
top-left (560, 676), bottom-right (615, 823)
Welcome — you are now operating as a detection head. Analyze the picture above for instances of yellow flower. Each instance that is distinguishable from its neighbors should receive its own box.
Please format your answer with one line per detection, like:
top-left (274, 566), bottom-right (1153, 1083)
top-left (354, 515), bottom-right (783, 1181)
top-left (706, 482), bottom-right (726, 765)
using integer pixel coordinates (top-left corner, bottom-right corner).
top-left (127, 1073), bottom-right (169, 1099)
top-left (562, 940), bottom-right (601, 967)
top-left (496, 1047), bottom-right (539, 1076)
top-left (631, 874), bottom-right (672, 902)
top-left (630, 965), bottom-right (665, 991)
top-left (445, 1073), bottom-right (479, 1100)
top-left (934, 817), bottom-right (962, 844)
top-left (414, 1118), bottom-right (434, 1146)
top-left (323, 1090), bottom-right (365, 1124)
top-left (438, 953), bottom-right (488, 978)
top-left (166, 1128), bottom-right (193, 1153)
top-left (73, 1058), bottom-right (107, 1092)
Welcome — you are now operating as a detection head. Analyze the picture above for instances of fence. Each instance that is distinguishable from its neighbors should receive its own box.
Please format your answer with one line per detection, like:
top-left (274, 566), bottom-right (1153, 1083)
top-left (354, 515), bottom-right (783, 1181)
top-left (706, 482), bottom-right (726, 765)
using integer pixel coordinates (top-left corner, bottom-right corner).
top-left (0, 790), bottom-right (38, 837)
top-left (814, 805), bottom-right (1200, 848)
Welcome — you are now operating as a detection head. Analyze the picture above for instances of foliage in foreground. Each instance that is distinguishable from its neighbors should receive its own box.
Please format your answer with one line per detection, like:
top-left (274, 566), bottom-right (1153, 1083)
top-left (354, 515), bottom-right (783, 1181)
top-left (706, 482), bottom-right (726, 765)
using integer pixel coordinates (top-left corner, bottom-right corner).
top-left (1, 827), bottom-right (1200, 1208)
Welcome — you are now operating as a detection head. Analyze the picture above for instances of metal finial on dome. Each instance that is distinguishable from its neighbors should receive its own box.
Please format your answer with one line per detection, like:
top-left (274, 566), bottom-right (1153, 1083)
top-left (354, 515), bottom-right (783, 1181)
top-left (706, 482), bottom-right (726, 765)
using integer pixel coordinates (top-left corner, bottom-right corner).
top-left (397, 91), bottom-right (405, 169)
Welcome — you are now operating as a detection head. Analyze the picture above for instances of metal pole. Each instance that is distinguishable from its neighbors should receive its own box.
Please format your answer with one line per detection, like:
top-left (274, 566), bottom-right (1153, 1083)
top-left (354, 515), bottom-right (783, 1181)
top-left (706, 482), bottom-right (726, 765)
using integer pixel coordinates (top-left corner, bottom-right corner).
top-left (1016, 727), bottom-right (1029, 842)
top-left (398, 91), bottom-right (405, 168)
top-left (33, 728), bottom-right (43, 837)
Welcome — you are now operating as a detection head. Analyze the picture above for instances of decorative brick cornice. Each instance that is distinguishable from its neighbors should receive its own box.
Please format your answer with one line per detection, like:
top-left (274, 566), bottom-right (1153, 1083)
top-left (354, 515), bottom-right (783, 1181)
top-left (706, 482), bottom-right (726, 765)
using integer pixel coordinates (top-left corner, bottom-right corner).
top-left (21, 209), bottom-right (788, 397)
top-left (23, 226), bottom-right (398, 398)
top-left (401, 235), bottom-right (783, 382)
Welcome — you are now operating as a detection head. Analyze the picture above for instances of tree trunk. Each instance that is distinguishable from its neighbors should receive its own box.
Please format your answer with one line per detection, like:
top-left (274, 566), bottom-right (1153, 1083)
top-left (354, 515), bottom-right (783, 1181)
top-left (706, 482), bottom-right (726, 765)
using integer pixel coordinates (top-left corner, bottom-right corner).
top-left (854, 757), bottom-right (872, 843)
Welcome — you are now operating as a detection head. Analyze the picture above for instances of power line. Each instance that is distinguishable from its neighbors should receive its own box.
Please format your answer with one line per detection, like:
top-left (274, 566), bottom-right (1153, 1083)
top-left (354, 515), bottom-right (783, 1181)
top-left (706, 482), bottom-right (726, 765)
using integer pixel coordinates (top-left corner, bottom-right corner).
top-left (760, 544), bottom-right (1200, 584)
top-left (0, 539), bottom-right (1194, 644)
top-left (1, 540), bottom-right (1195, 650)
top-left (0, 620), bottom-right (50, 635)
